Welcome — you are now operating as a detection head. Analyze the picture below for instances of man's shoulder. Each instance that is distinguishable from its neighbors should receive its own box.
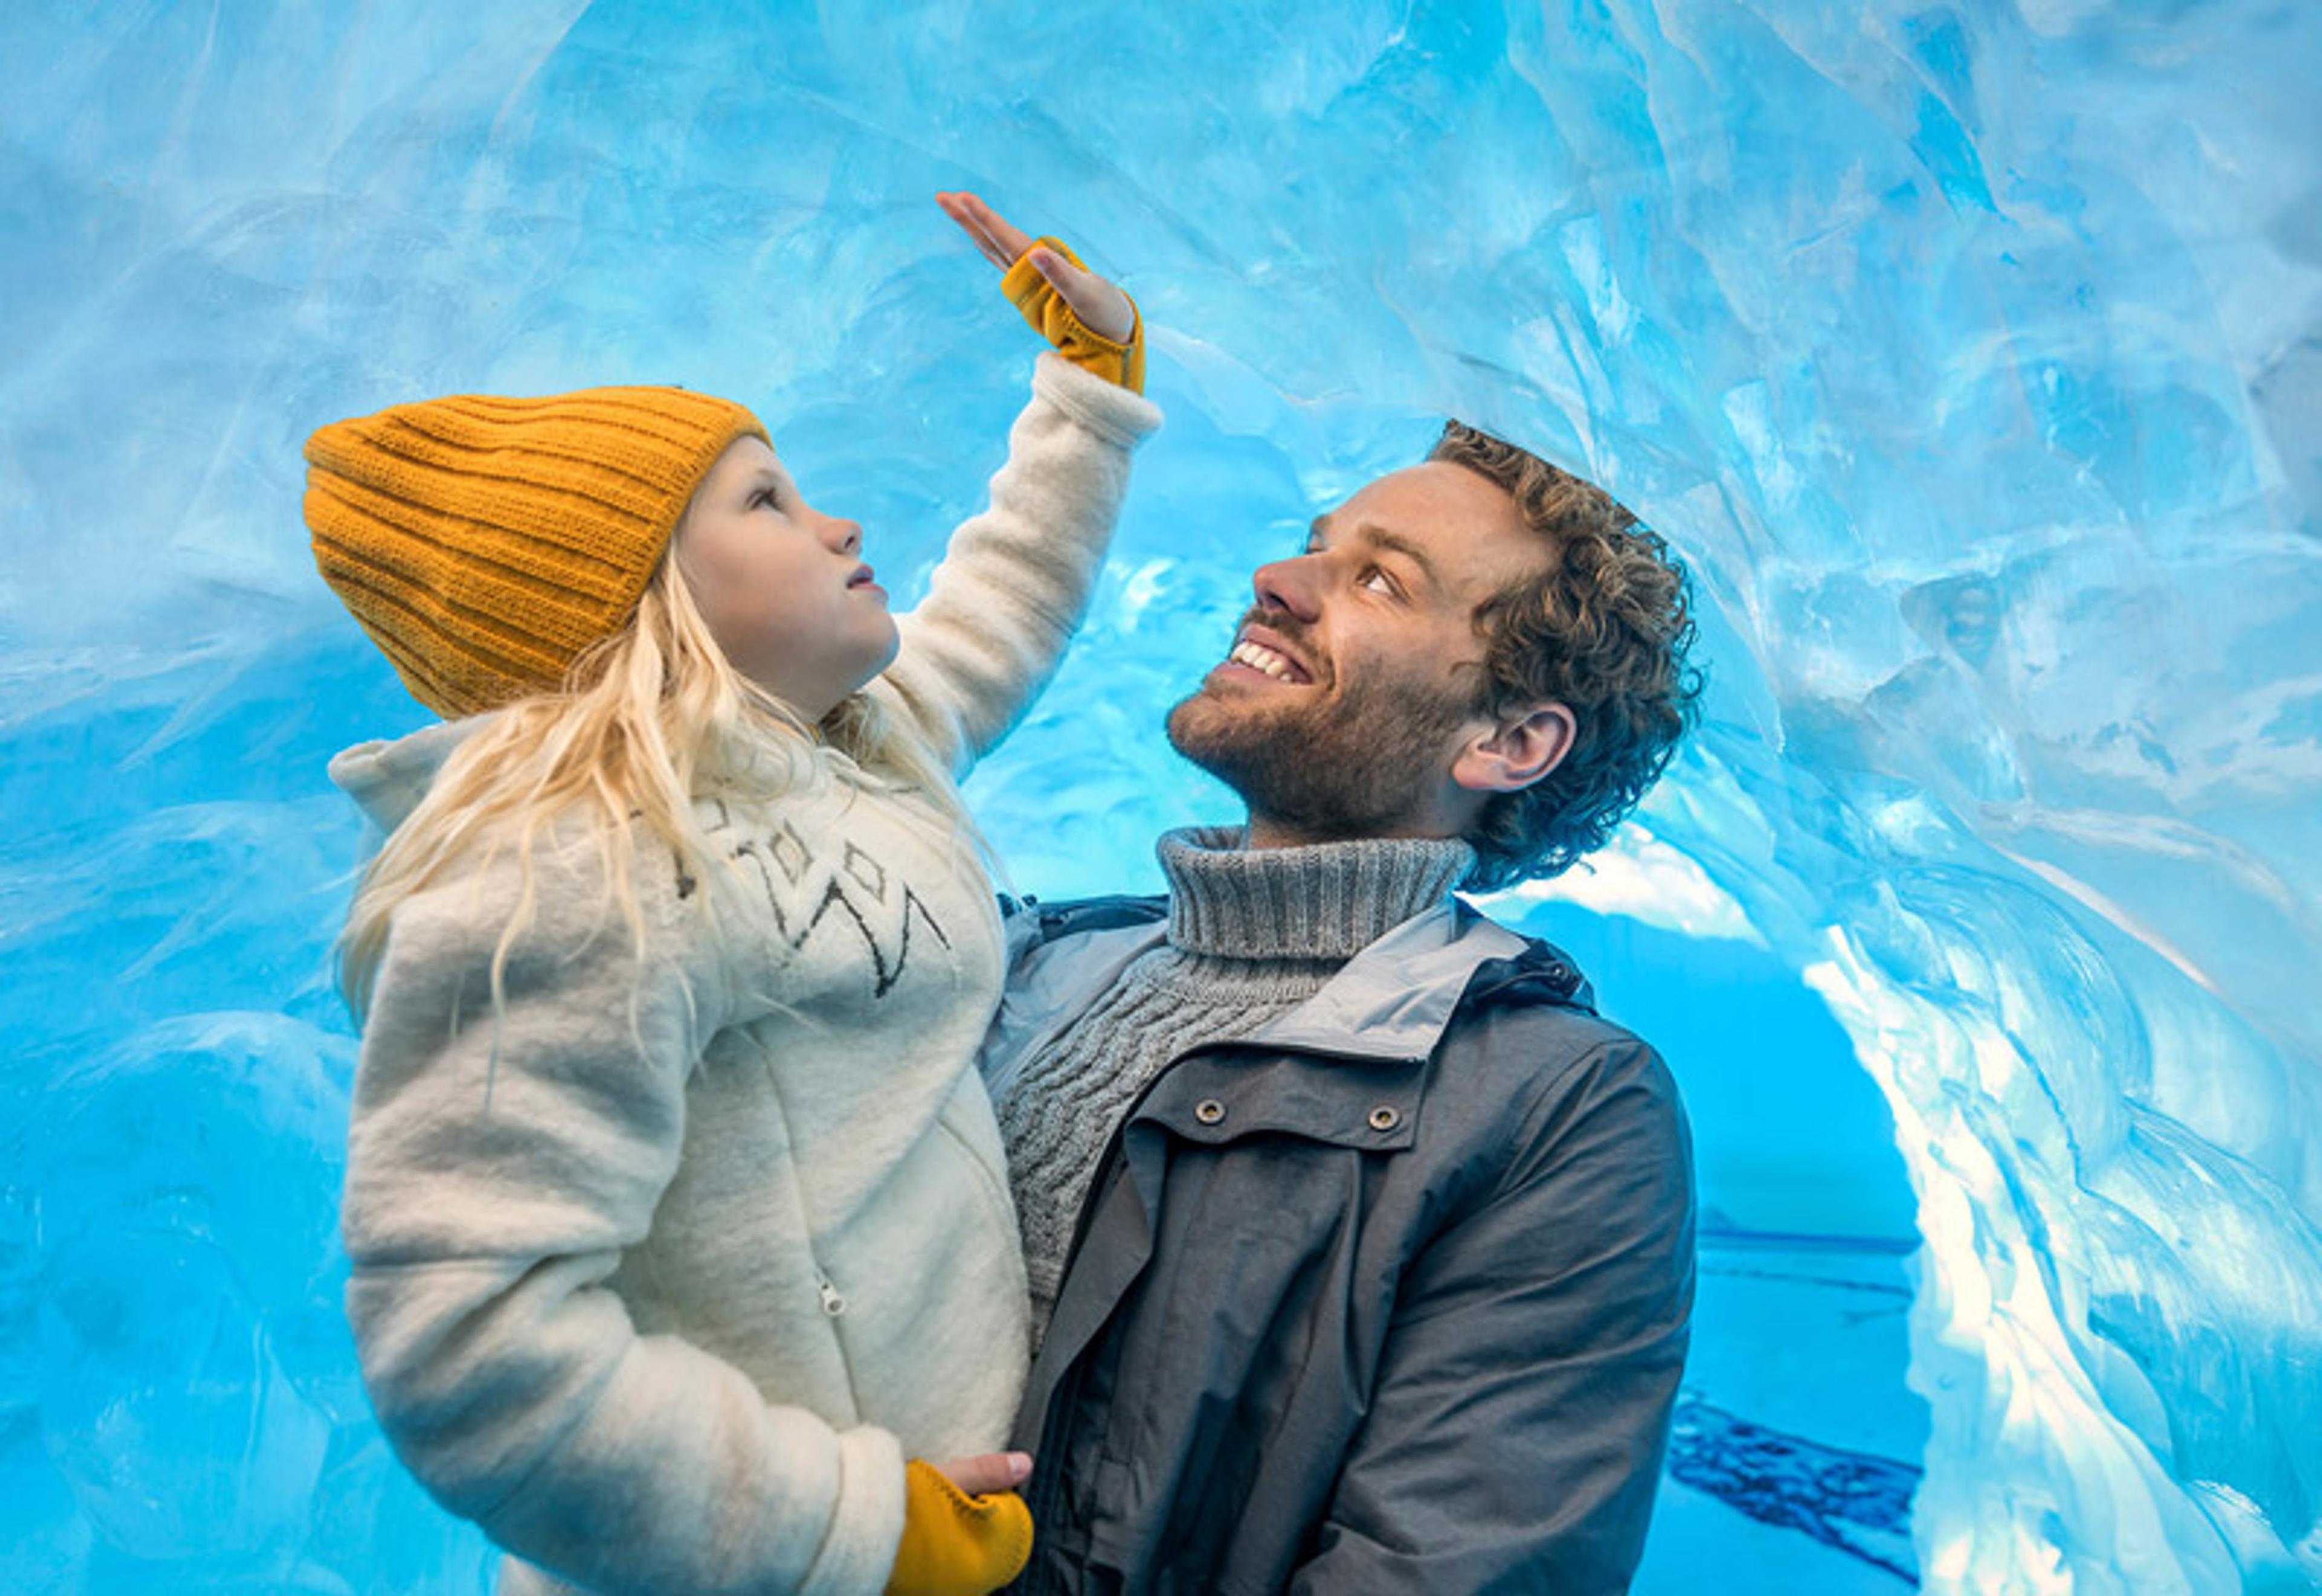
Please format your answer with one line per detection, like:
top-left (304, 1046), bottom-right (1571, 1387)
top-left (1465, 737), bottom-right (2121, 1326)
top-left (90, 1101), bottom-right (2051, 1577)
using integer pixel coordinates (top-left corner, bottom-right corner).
top-left (1439, 901), bottom-right (1679, 1105)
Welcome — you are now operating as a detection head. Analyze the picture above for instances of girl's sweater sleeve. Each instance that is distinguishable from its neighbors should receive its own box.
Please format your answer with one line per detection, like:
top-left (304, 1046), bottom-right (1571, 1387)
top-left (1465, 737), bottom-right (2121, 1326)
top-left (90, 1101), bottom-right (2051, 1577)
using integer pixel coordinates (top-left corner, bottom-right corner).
top-left (874, 352), bottom-right (1162, 779)
top-left (339, 835), bottom-right (904, 1596)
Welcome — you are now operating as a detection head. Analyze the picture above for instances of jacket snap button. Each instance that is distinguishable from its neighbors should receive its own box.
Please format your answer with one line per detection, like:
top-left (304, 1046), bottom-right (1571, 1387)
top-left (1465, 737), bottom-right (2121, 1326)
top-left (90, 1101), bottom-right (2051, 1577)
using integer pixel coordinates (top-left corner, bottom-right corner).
top-left (1368, 1105), bottom-right (1401, 1132)
top-left (1194, 1098), bottom-right (1227, 1126)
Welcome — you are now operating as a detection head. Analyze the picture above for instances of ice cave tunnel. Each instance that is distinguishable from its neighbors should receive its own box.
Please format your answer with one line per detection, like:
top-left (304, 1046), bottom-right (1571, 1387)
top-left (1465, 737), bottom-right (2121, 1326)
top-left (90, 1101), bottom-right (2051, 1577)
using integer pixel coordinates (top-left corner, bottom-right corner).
top-left (3, 1), bottom-right (2319, 1591)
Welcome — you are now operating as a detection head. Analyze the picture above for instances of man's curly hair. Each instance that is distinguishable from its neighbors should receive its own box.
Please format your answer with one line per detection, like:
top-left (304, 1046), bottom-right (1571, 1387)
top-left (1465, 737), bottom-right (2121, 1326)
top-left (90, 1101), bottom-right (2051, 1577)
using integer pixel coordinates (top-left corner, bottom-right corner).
top-left (1429, 422), bottom-right (1703, 889)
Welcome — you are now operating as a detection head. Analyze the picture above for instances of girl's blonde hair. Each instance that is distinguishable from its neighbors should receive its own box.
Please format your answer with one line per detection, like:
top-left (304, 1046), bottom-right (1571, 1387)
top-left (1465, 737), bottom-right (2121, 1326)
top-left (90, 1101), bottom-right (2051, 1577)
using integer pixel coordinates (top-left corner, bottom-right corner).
top-left (339, 552), bottom-right (967, 1020)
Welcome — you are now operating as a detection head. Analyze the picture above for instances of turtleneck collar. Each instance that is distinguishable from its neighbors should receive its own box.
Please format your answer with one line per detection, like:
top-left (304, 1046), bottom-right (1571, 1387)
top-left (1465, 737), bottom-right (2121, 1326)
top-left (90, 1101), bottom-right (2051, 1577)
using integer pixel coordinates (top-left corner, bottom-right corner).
top-left (1156, 825), bottom-right (1475, 964)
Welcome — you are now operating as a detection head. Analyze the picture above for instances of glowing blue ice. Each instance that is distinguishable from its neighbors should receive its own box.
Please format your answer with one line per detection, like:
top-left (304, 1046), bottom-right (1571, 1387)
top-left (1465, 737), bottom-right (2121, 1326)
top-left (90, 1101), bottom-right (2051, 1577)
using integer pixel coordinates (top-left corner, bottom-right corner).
top-left (4, 1), bottom-right (2318, 1589)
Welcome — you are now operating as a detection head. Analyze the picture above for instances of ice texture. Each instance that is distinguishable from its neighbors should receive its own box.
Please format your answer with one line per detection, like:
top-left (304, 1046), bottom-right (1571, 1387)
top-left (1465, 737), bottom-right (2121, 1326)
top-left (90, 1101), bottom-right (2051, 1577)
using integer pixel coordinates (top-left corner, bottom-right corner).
top-left (4, 1), bottom-right (2319, 1590)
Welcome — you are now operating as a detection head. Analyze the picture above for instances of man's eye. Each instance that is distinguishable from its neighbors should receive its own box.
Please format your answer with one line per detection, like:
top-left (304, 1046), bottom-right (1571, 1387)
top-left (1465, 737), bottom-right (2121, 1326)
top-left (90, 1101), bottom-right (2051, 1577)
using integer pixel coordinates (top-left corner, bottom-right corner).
top-left (1361, 566), bottom-right (1397, 596)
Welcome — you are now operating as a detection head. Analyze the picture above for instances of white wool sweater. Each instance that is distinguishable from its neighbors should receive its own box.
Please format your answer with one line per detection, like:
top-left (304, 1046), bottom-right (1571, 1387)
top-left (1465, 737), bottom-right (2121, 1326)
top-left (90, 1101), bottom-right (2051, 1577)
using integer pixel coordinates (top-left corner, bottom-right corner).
top-left (330, 355), bottom-right (1160, 1596)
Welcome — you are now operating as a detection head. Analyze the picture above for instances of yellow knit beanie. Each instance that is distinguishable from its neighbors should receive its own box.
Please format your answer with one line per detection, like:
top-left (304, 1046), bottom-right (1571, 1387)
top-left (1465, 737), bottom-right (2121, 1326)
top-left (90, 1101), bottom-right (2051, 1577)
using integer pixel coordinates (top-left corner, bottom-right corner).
top-left (305, 386), bottom-right (767, 718)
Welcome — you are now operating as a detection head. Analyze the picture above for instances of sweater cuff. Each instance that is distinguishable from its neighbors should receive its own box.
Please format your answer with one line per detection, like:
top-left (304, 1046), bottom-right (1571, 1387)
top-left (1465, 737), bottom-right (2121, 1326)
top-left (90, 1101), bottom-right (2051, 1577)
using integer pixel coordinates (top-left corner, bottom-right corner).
top-left (813, 1425), bottom-right (910, 1596)
top-left (1030, 352), bottom-right (1163, 452)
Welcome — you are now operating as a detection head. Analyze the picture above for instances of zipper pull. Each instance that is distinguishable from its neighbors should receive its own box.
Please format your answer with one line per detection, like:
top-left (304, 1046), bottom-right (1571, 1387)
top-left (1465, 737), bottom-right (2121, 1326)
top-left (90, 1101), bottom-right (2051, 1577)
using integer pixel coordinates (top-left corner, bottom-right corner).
top-left (816, 1273), bottom-right (847, 1317)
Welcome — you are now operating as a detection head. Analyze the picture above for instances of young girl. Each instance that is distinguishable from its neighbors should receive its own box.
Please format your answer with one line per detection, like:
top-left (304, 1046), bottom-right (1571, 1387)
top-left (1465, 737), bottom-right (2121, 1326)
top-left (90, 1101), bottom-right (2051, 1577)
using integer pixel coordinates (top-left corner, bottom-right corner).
top-left (310, 194), bottom-right (1159, 1596)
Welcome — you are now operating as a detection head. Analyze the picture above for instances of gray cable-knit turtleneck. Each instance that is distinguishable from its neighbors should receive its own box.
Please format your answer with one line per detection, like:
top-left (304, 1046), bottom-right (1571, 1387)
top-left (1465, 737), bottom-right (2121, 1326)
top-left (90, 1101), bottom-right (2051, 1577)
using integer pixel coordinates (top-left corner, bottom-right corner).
top-left (994, 824), bottom-right (1475, 1343)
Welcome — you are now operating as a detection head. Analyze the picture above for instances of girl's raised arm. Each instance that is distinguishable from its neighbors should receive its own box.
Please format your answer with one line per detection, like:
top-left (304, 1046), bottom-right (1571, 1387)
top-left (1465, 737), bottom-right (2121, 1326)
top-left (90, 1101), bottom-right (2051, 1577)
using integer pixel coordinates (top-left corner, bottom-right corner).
top-left (872, 195), bottom-right (1162, 778)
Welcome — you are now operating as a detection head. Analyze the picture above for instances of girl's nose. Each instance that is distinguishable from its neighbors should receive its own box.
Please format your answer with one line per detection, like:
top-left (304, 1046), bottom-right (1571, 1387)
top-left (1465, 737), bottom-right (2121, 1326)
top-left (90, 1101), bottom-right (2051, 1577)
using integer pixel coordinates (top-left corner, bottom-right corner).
top-left (826, 515), bottom-right (863, 557)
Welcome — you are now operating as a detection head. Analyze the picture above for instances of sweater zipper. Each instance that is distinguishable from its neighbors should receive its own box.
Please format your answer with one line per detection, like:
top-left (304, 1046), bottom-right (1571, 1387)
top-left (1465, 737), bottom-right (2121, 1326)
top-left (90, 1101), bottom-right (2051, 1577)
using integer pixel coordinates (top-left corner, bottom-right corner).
top-left (816, 1270), bottom-right (847, 1317)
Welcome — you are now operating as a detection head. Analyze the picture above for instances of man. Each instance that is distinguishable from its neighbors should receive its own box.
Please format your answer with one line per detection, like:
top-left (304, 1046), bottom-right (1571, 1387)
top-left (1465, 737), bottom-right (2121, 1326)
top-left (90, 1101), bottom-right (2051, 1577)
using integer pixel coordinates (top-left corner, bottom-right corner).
top-left (979, 421), bottom-right (1703, 1593)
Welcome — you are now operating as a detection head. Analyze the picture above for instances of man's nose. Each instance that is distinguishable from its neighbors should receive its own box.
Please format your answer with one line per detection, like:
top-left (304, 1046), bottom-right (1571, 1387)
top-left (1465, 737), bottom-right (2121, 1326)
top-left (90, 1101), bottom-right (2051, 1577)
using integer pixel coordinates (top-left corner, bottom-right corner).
top-left (1251, 554), bottom-right (1322, 623)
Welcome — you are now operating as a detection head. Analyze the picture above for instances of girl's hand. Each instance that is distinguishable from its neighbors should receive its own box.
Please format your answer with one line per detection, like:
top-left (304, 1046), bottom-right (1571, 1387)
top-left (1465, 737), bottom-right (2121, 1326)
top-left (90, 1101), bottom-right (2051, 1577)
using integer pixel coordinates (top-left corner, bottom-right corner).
top-left (937, 191), bottom-right (1136, 344)
top-left (929, 1450), bottom-right (1033, 1495)
top-left (885, 1455), bottom-right (1036, 1595)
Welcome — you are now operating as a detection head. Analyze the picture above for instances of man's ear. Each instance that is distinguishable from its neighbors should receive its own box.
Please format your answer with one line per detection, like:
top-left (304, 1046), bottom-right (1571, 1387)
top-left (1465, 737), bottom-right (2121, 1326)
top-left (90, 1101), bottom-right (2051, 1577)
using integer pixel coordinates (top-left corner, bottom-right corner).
top-left (1450, 704), bottom-right (1576, 795)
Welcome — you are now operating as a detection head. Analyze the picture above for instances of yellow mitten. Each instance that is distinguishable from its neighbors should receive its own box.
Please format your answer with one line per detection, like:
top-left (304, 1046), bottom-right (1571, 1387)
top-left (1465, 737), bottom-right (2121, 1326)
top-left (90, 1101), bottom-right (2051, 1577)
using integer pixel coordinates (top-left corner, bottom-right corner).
top-left (884, 1459), bottom-right (1036, 1596)
top-left (1001, 237), bottom-right (1145, 393)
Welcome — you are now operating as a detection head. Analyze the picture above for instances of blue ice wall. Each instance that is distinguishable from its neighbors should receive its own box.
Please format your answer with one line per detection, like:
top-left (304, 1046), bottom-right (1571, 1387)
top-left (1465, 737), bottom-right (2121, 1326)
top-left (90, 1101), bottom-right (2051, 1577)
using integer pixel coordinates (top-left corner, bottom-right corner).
top-left (4, 2), bottom-right (2319, 1591)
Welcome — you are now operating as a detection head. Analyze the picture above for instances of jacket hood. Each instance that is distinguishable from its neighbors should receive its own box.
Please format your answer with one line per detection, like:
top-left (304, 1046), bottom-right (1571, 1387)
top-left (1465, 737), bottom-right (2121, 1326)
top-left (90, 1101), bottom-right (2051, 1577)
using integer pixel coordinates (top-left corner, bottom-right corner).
top-left (327, 716), bottom-right (489, 835)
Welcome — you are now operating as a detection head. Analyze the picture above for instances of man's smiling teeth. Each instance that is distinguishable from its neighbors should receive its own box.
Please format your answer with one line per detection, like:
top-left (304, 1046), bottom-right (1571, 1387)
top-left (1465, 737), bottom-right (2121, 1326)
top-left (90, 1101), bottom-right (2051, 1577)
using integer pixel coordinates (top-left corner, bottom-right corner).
top-left (1229, 640), bottom-right (1309, 683)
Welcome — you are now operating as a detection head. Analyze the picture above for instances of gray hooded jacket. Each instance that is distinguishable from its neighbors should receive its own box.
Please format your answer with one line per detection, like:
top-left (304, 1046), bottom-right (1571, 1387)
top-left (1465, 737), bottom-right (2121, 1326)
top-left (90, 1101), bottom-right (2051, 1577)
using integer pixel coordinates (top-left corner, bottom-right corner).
top-left (978, 892), bottom-right (1696, 1595)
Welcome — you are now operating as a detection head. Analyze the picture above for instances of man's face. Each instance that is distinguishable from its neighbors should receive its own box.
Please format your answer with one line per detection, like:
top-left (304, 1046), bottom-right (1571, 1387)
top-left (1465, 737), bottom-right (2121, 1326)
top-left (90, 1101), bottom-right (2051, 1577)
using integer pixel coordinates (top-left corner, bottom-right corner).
top-left (1167, 462), bottom-right (1553, 843)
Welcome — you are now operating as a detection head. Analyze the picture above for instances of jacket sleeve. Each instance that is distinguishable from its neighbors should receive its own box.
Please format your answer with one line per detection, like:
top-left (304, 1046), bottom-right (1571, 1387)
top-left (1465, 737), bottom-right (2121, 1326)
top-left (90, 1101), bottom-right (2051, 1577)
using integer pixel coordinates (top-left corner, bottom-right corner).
top-left (1290, 1040), bottom-right (1696, 1595)
top-left (340, 834), bottom-right (907, 1596)
top-left (871, 352), bottom-right (1161, 779)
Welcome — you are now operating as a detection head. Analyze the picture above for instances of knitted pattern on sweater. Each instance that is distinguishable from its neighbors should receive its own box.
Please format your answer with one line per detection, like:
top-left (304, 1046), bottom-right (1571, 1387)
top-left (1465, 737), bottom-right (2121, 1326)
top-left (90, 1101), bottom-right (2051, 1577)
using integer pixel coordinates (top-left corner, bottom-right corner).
top-left (997, 825), bottom-right (1474, 1341)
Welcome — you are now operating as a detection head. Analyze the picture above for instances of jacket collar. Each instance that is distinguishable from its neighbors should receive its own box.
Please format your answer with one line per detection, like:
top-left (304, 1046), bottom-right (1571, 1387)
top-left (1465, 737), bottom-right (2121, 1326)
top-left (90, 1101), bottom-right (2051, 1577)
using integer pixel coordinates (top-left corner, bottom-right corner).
top-left (1241, 897), bottom-right (1532, 1062)
top-left (998, 892), bottom-right (1553, 1077)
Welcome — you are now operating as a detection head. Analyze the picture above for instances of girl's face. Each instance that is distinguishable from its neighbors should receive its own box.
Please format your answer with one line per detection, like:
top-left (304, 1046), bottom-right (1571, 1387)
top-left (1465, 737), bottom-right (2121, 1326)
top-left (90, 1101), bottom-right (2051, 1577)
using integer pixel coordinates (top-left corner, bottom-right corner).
top-left (675, 436), bottom-right (899, 719)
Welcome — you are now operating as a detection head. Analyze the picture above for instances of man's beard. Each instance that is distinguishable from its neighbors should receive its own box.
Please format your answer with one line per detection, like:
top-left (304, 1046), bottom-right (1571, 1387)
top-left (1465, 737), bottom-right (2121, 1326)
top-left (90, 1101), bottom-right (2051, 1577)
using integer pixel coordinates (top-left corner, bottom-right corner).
top-left (1165, 642), bottom-right (1474, 842)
